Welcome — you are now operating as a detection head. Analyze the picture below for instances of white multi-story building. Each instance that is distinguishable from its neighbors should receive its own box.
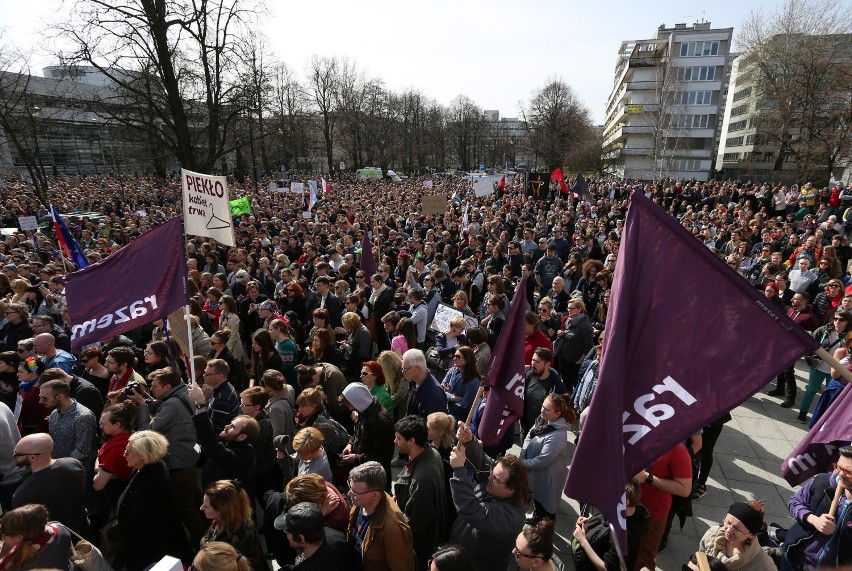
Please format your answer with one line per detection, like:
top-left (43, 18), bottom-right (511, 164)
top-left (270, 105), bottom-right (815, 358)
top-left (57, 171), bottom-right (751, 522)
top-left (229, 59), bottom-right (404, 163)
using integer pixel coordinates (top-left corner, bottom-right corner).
top-left (601, 22), bottom-right (734, 181)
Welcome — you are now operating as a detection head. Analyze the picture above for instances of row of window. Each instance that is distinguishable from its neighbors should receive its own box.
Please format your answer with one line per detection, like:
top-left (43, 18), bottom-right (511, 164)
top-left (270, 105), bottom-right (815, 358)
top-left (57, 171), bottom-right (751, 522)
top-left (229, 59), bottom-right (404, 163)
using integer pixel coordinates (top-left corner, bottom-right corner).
top-left (730, 103), bottom-right (750, 117)
top-left (728, 119), bottom-right (748, 132)
top-left (669, 159), bottom-right (703, 171)
top-left (678, 66), bottom-right (717, 81)
top-left (670, 114), bottom-right (712, 128)
top-left (679, 41), bottom-right (720, 57)
top-left (732, 86), bottom-right (752, 103)
top-left (674, 91), bottom-right (712, 105)
top-left (726, 136), bottom-right (744, 147)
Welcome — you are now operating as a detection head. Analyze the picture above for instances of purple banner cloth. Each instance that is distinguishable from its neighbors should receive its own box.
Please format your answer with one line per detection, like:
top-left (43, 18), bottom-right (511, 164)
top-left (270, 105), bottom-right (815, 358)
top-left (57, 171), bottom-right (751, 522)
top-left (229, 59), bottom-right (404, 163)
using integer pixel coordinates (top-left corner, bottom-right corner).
top-left (66, 218), bottom-right (188, 350)
top-left (360, 229), bottom-right (377, 277)
top-left (477, 278), bottom-right (528, 446)
top-left (782, 384), bottom-right (852, 486)
top-left (564, 190), bottom-right (818, 549)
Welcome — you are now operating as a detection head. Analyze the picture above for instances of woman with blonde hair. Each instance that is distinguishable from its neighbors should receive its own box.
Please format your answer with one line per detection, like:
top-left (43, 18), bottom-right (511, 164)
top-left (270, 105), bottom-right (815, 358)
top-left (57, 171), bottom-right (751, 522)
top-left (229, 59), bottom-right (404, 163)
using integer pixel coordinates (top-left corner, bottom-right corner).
top-left (378, 350), bottom-right (409, 421)
top-left (218, 295), bottom-right (245, 363)
top-left (200, 480), bottom-right (263, 570)
top-left (190, 541), bottom-right (252, 571)
top-left (285, 473), bottom-right (348, 532)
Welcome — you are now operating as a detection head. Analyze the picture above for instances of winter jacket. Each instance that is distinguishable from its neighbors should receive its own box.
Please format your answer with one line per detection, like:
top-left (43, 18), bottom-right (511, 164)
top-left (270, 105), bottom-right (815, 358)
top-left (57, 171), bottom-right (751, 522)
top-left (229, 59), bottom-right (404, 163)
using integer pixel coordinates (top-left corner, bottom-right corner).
top-left (393, 445), bottom-right (448, 554)
top-left (137, 382), bottom-right (199, 470)
top-left (784, 472), bottom-right (852, 568)
top-left (699, 525), bottom-right (776, 571)
top-left (448, 437), bottom-right (527, 570)
top-left (347, 493), bottom-right (415, 571)
top-left (520, 417), bottom-right (571, 514)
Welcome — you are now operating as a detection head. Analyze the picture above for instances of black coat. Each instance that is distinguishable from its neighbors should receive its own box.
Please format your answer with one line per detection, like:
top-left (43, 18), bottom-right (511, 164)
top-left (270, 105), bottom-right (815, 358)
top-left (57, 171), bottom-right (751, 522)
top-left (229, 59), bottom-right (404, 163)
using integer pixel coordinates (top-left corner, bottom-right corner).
top-left (193, 412), bottom-right (257, 500)
top-left (70, 376), bottom-right (104, 420)
top-left (109, 462), bottom-right (191, 570)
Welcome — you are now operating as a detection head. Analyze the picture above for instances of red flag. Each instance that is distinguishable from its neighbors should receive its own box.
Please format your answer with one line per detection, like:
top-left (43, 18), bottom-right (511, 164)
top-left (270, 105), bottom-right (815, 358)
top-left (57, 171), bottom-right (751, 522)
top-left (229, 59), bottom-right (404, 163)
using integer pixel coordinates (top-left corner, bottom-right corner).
top-left (550, 168), bottom-right (569, 195)
top-left (498, 175), bottom-right (505, 191)
top-left (477, 278), bottom-right (527, 446)
top-left (781, 384), bottom-right (852, 486)
top-left (321, 178), bottom-right (332, 194)
top-left (564, 191), bottom-right (817, 550)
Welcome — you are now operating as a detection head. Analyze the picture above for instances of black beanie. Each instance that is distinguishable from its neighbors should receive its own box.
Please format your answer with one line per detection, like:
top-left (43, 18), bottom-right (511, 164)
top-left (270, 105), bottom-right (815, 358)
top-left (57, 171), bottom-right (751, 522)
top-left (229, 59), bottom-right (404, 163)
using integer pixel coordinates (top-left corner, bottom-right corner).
top-left (727, 501), bottom-right (763, 534)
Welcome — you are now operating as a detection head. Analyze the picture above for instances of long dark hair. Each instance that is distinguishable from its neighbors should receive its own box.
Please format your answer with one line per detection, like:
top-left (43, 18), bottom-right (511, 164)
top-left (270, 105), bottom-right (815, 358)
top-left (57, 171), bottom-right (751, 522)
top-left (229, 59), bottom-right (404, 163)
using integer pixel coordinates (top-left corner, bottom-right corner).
top-left (250, 329), bottom-right (276, 376)
top-left (454, 346), bottom-right (479, 379)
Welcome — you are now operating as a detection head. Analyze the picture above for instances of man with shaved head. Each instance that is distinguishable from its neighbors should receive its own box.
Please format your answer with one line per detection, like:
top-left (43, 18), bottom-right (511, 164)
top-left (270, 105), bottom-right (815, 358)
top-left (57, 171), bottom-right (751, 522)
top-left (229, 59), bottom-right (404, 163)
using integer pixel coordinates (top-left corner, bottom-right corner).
top-left (33, 332), bottom-right (76, 373)
top-left (12, 433), bottom-right (91, 537)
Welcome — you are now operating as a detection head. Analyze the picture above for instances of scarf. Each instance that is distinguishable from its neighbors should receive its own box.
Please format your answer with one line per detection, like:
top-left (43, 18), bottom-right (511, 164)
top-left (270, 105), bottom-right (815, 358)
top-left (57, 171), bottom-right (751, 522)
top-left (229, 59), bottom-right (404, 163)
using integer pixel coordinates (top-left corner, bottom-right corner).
top-left (0, 523), bottom-right (57, 571)
top-left (18, 377), bottom-right (38, 395)
top-left (527, 416), bottom-right (557, 439)
top-left (369, 283), bottom-right (388, 306)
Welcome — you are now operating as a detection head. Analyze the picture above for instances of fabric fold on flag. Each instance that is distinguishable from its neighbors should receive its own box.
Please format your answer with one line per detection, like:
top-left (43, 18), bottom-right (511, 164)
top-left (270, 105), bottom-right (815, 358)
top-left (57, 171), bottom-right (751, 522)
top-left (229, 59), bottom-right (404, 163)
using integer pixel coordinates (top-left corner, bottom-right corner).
top-left (360, 229), bottom-right (377, 277)
top-left (477, 278), bottom-right (527, 446)
top-left (550, 167), bottom-right (569, 195)
top-left (781, 384), bottom-right (852, 486)
top-left (564, 190), bottom-right (818, 550)
top-left (65, 218), bottom-right (188, 350)
top-left (50, 205), bottom-right (89, 270)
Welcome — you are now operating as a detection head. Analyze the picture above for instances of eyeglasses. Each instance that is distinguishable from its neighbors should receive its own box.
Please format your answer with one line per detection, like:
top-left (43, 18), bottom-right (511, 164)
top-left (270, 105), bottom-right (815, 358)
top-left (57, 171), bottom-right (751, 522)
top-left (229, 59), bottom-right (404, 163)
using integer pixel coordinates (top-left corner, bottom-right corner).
top-left (202, 371), bottom-right (219, 377)
top-left (513, 547), bottom-right (538, 559)
top-left (401, 366), bottom-right (414, 374)
top-left (721, 520), bottom-right (748, 536)
top-left (834, 317), bottom-right (848, 322)
top-left (346, 480), bottom-right (375, 497)
top-left (835, 463), bottom-right (852, 477)
top-left (359, 371), bottom-right (371, 377)
top-left (16, 349), bottom-right (27, 353)
top-left (239, 402), bottom-right (255, 408)
top-left (12, 451), bottom-right (41, 456)
top-left (567, 305), bottom-right (580, 311)
top-left (487, 473), bottom-right (507, 485)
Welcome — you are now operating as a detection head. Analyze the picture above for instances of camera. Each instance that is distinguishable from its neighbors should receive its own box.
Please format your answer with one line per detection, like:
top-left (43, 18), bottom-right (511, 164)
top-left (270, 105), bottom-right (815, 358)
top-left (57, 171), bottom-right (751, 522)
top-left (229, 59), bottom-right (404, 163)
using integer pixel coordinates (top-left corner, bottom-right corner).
top-left (124, 381), bottom-right (144, 396)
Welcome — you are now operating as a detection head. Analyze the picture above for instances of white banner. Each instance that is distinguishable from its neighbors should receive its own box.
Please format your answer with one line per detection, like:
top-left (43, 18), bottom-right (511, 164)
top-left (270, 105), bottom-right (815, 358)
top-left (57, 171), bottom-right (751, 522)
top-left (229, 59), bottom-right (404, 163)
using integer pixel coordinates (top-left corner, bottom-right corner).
top-left (18, 216), bottom-right (38, 231)
top-left (181, 169), bottom-right (235, 246)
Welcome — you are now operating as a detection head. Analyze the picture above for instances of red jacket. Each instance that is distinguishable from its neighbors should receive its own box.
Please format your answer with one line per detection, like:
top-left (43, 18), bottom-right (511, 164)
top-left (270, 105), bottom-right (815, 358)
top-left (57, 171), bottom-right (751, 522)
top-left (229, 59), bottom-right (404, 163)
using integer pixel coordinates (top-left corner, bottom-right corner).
top-left (524, 329), bottom-right (553, 366)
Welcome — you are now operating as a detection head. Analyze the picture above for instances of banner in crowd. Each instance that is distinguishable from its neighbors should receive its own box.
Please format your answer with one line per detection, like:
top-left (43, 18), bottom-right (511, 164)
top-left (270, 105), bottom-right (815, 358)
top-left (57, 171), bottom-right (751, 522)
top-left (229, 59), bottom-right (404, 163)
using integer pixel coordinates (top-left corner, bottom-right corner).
top-left (230, 197), bottom-right (252, 216)
top-left (564, 190), bottom-right (818, 550)
top-left (421, 194), bottom-right (445, 215)
top-left (526, 172), bottom-right (549, 200)
top-left (573, 173), bottom-right (592, 202)
top-left (65, 218), bottom-right (189, 350)
top-left (321, 178), bottom-right (332, 194)
top-left (782, 384), bottom-right (852, 486)
top-left (181, 169), bottom-right (235, 247)
top-left (18, 216), bottom-right (38, 231)
top-left (50, 205), bottom-right (89, 269)
top-left (478, 278), bottom-right (527, 446)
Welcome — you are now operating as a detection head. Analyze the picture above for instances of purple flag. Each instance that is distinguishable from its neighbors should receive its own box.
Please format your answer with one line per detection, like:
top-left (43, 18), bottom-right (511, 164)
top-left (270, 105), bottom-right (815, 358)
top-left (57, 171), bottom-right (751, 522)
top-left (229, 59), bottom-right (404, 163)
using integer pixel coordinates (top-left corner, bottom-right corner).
top-left (360, 229), bottom-right (377, 277)
top-left (65, 218), bottom-right (188, 350)
top-left (477, 278), bottom-right (527, 446)
top-left (564, 191), bottom-right (818, 549)
top-left (782, 384), bottom-right (852, 486)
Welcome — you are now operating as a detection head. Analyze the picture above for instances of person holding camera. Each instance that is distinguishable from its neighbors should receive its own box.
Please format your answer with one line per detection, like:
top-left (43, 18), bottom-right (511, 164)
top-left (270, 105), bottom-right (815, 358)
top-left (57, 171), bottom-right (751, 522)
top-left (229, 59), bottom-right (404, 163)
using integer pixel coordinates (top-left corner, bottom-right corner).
top-left (130, 367), bottom-right (207, 546)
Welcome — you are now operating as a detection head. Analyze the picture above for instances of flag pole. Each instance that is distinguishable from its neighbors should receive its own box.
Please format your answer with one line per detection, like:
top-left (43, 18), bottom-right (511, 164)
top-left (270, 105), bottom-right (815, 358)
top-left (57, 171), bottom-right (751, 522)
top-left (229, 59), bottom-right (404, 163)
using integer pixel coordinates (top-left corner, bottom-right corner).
top-left (828, 482), bottom-right (845, 517)
top-left (608, 523), bottom-right (628, 571)
top-left (465, 386), bottom-right (485, 426)
top-left (815, 347), bottom-right (852, 384)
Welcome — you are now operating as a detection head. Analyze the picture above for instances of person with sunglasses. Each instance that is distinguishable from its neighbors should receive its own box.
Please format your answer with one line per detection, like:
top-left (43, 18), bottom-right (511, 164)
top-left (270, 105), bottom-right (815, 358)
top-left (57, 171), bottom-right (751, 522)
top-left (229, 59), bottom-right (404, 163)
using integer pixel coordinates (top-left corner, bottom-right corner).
top-left (513, 518), bottom-right (560, 571)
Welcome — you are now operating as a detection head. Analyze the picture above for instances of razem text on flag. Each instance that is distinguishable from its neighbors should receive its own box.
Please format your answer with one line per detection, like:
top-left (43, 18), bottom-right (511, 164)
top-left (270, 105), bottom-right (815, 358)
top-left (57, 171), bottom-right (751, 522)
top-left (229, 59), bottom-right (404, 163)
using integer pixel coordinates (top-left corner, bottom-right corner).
top-left (782, 384), bottom-right (852, 486)
top-left (476, 278), bottom-right (527, 446)
top-left (65, 218), bottom-right (189, 350)
top-left (564, 190), bottom-right (817, 550)
top-left (181, 168), bottom-right (235, 246)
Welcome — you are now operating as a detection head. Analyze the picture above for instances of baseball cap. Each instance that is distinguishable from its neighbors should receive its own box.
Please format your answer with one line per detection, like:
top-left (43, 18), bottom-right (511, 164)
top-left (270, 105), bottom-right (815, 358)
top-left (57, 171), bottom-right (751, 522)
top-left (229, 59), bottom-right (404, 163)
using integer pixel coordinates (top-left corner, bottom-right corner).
top-left (273, 502), bottom-right (324, 535)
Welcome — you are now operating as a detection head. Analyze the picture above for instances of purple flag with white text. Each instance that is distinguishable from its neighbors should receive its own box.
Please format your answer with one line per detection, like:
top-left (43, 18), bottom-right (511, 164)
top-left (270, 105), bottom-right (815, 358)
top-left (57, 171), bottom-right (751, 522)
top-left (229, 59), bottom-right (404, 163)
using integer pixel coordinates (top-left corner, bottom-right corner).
top-left (65, 218), bottom-right (188, 350)
top-left (477, 278), bottom-right (527, 446)
top-left (564, 191), bottom-right (817, 550)
top-left (781, 384), bottom-right (852, 486)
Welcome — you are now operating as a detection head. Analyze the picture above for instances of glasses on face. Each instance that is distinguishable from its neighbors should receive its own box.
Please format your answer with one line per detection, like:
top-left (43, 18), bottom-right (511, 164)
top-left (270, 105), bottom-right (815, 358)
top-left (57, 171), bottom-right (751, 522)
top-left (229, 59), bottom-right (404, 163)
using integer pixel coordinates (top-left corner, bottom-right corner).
top-left (567, 305), bottom-right (580, 311)
top-left (16, 349), bottom-right (27, 354)
top-left (346, 480), bottom-right (375, 497)
top-left (401, 366), bottom-right (414, 374)
top-left (829, 285), bottom-right (842, 289)
top-left (722, 520), bottom-right (748, 536)
top-left (487, 473), bottom-right (507, 485)
top-left (239, 401), bottom-right (255, 408)
top-left (12, 451), bottom-right (41, 456)
top-left (359, 371), bottom-right (371, 377)
top-left (835, 463), bottom-right (852, 477)
top-left (202, 371), bottom-right (218, 377)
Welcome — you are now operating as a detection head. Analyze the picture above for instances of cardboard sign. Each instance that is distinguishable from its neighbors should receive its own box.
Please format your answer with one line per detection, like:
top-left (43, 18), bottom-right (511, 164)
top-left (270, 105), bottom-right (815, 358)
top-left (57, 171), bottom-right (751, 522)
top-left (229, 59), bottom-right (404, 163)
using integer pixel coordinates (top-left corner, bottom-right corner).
top-left (421, 194), bottom-right (446, 215)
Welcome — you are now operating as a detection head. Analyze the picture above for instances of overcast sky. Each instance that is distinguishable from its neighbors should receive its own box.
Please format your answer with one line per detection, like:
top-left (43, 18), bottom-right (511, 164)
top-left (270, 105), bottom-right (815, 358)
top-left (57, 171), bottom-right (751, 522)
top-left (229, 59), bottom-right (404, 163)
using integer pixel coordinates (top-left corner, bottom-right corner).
top-left (0, 0), bottom-right (780, 124)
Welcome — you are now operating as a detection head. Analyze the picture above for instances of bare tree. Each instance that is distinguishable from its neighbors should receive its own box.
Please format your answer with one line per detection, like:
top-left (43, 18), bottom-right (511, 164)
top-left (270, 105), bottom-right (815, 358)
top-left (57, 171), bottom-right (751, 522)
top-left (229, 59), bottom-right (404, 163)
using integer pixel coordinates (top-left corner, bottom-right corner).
top-left (270, 62), bottom-right (310, 171)
top-left (55, 0), bottom-right (263, 174)
top-left (0, 38), bottom-right (51, 205)
top-left (738, 0), bottom-right (852, 183)
top-left (446, 95), bottom-right (483, 172)
top-left (307, 55), bottom-right (340, 174)
top-left (521, 78), bottom-right (594, 171)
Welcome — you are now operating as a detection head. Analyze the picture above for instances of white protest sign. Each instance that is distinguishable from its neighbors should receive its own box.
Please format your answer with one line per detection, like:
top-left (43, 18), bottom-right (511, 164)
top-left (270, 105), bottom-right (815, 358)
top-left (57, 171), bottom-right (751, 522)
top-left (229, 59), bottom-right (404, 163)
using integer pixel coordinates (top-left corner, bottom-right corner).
top-left (181, 168), bottom-right (235, 246)
top-left (291, 182), bottom-right (304, 193)
top-left (423, 180), bottom-right (433, 189)
top-left (18, 216), bottom-right (38, 231)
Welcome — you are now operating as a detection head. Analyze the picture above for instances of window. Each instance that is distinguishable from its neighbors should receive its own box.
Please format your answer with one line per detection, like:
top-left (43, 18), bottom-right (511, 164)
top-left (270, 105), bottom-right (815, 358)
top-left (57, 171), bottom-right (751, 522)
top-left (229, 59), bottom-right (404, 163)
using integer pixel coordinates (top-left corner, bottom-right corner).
top-left (726, 136), bottom-right (744, 147)
top-left (670, 114), bottom-right (711, 128)
top-left (728, 119), bottom-right (747, 132)
top-left (679, 66), bottom-right (716, 81)
top-left (675, 91), bottom-right (712, 105)
top-left (732, 87), bottom-right (752, 102)
top-left (723, 152), bottom-right (740, 161)
top-left (730, 103), bottom-right (749, 117)
top-left (679, 41), bottom-right (720, 57)
top-left (669, 159), bottom-right (702, 171)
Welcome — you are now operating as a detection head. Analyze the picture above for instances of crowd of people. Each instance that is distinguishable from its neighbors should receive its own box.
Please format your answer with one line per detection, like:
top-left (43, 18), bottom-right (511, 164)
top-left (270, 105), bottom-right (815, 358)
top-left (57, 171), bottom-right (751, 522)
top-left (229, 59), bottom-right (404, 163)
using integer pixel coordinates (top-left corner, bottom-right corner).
top-left (0, 170), bottom-right (849, 570)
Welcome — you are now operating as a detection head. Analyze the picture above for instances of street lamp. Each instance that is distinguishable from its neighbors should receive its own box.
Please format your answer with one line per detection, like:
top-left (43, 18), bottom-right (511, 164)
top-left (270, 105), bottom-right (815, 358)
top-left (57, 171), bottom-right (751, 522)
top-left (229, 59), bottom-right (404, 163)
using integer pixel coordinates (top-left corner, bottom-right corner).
top-left (247, 108), bottom-right (258, 186)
